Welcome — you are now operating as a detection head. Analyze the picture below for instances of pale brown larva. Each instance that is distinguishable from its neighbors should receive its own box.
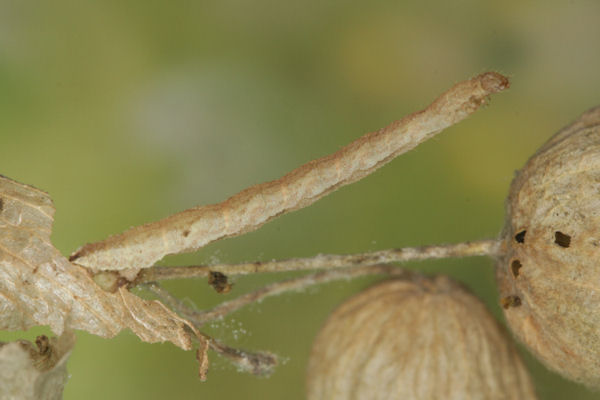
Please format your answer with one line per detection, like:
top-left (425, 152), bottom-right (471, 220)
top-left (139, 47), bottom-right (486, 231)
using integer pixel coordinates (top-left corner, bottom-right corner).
top-left (497, 105), bottom-right (600, 387)
top-left (306, 275), bottom-right (537, 400)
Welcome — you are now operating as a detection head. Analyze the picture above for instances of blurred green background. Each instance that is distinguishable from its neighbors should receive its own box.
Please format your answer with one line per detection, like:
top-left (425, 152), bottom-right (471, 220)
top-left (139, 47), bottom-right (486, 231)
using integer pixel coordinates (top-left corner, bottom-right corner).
top-left (0, 0), bottom-right (599, 398)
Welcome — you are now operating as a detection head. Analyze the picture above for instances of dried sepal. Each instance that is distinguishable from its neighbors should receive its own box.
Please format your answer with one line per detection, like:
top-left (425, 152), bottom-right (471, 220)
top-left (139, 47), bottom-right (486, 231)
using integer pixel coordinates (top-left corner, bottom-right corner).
top-left (0, 331), bottom-right (75, 400)
top-left (307, 275), bottom-right (537, 400)
top-left (497, 105), bottom-right (600, 387)
top-left (0, 175), bottom-right (200, 350)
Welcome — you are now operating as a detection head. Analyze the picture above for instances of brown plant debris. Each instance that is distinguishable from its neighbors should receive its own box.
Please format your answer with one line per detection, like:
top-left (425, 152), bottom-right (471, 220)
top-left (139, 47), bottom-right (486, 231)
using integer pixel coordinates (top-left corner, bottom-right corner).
top-left (208, 271), bottom-right (233, 294)
top-left (0, 331), bottom-right (75, 400)
top-left (70, 72), bottom-right (509, 273)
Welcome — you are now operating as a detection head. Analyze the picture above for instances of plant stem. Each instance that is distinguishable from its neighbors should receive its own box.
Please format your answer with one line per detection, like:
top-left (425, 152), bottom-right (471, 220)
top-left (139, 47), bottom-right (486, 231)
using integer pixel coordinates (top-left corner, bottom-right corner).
top-left (208, 338), bottom-right (278, 376)
top-left (134, 239), bottom-right (500, 284)
top-left (146, 264), bottom-right (412, 328)
top-left (146, 283), bottom-right (278, 376)
top-left (196, 264), bottom-right (411, 324)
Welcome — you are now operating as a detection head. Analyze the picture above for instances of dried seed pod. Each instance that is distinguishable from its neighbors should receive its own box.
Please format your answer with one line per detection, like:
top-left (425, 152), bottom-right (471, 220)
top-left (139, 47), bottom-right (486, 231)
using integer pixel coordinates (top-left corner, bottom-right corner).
top-left (497, 105), bottom-right (600, 387)
top-left (307, 276), bottom-right (537, 400)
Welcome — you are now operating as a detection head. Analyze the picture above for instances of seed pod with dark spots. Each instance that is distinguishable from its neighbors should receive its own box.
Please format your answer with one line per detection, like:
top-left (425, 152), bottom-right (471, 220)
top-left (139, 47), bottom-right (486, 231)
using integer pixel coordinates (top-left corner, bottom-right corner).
top-left (497, 105), bottom-right (600, 387)
top-left (307, 275), bottom-right (537, 400)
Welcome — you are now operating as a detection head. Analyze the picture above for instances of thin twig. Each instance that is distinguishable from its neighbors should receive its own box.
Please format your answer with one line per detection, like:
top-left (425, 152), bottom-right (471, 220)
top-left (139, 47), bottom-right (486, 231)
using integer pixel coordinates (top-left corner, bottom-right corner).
top-left (148, 264), bottom-right (412, 327)
top-left (146, 283), bottom-right (278, 375)
top-left (71, 73), bottom-right (510, 272)
top-left (208, 338), bottom-right (278, 376)
top-left (144, 283), bottom-right (199, 322)
top-left (134, 239), bottom-right (500, 284)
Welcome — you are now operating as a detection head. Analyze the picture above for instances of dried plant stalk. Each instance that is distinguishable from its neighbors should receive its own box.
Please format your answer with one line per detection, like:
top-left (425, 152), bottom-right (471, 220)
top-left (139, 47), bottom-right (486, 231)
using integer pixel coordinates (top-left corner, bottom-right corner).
top-left (147, 264), bottom-right (412, 326)
top-left (207, 338), bottom-right (278, 376)
top-left (71, 72), bottom-right (509, 272)
top-left (145, 284), bottom-right (279, 376)
top-left (134, 239), bottom-right (499, 284)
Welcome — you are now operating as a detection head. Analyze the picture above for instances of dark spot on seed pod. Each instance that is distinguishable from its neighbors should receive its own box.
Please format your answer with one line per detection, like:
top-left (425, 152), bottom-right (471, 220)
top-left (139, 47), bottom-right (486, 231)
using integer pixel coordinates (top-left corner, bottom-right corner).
top-left (0, 198), bottom-right (3, 212)
top-left (501, 295), bottom-right (522, 309)
top-left (554, 231), bottom-right (571, 248)
top-left (514, 230), bottom-right (526, 243)
top-left (208, 271), bottom-right (232, 294)
top-left (511, 260), bottom-right (522, 277)
top-left (183, 230), bottom-right (190, 237)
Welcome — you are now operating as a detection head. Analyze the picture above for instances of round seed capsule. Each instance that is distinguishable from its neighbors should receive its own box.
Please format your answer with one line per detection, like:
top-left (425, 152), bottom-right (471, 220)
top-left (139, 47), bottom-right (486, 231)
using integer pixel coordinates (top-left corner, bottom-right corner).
top-left (497, 105), bottom-right (600, 387)
top-left (307, 275), bottom-right (537, 400)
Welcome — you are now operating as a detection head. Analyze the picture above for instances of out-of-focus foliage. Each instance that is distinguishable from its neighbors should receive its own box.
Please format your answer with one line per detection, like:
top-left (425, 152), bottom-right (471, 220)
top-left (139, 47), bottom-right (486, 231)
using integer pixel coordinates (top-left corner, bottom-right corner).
top-left (0, 1), bottom-right (598, 399)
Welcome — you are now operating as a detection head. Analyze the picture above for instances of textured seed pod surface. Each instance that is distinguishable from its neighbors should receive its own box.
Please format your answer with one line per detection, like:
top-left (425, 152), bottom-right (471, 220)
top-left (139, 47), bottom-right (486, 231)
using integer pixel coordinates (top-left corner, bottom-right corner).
top-left (307, 275), bottom-right (536, 400)
top-left (497, 105), bottom-right (600, 387)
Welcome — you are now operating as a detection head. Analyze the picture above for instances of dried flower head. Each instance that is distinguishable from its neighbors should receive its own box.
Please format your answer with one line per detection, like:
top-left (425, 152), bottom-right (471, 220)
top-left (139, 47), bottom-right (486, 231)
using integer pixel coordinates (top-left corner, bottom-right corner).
top-left (497, 105), bottom-right (600, 387)
top-left (306, 275), bottom-right (537, 400)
